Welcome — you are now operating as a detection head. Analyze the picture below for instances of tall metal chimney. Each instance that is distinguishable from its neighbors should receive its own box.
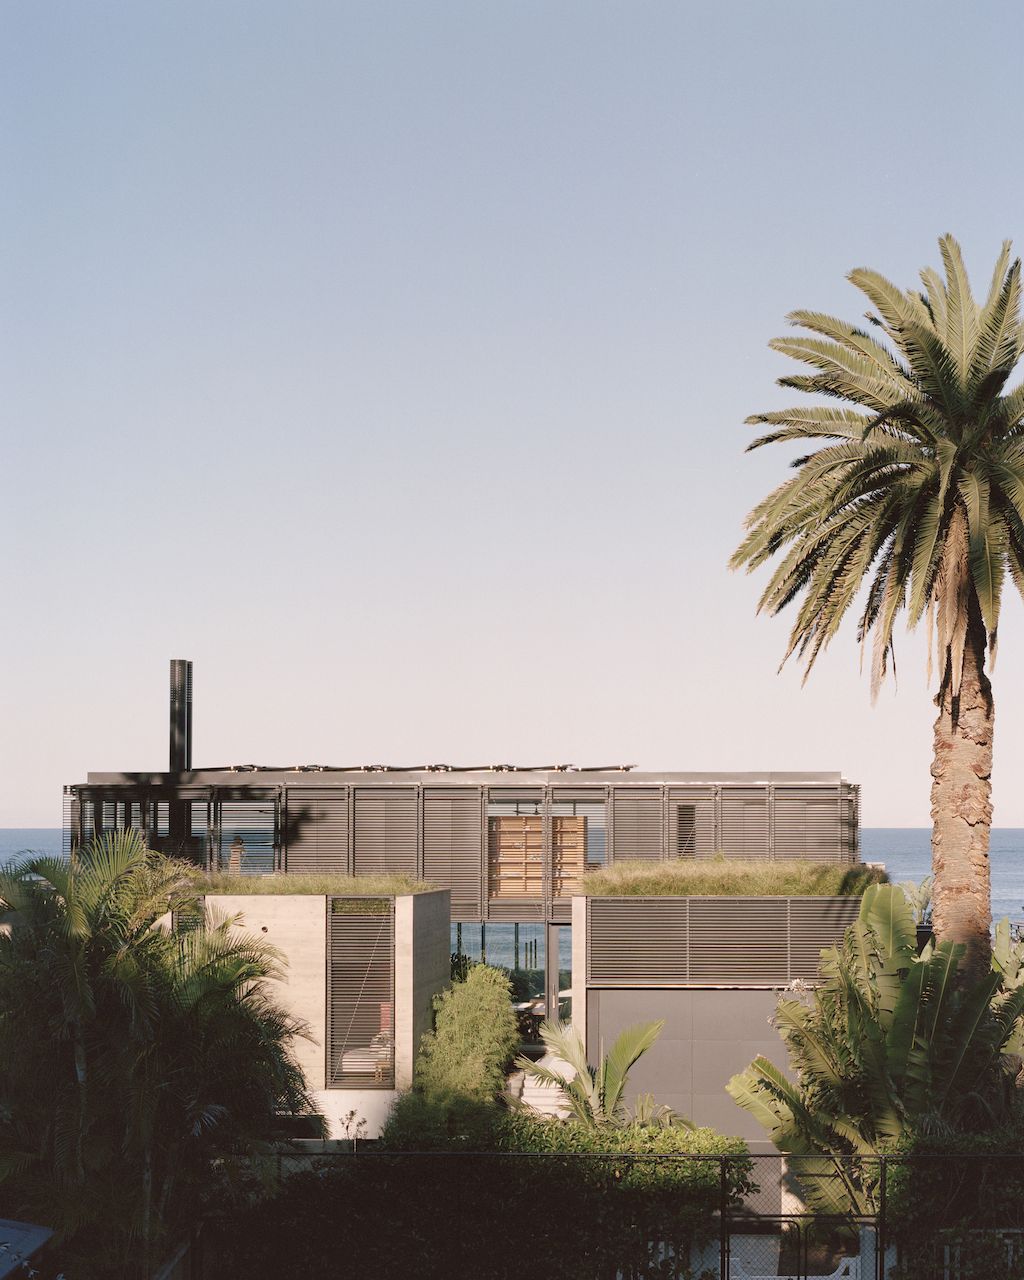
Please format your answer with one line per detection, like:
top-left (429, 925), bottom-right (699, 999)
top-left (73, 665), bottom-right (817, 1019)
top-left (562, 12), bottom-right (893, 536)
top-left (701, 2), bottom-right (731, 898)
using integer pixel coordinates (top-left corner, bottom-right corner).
top-left (169, 659), bottom-right (193, 772)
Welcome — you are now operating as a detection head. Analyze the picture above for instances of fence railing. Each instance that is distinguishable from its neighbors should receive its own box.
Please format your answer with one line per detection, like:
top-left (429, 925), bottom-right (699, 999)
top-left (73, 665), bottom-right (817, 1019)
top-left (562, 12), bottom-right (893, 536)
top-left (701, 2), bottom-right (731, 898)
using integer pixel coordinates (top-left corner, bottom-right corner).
top-left (202, 1150), bottom-right (1024, 1280)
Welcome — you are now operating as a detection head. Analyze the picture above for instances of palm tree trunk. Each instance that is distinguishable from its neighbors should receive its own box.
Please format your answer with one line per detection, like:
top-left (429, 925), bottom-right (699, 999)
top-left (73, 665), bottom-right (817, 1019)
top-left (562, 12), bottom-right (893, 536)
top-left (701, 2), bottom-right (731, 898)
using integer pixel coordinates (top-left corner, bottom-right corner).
top-left (930, 593), bottom-right (993, 979)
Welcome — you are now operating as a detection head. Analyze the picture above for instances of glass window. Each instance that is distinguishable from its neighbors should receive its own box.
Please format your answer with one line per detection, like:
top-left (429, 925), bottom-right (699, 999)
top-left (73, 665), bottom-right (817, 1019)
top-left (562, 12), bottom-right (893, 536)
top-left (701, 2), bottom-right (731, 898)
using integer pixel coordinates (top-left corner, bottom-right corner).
top-left (451, 921), bottom-right (546, 1048)
top-left (550, 798), bottom-right (607, 895)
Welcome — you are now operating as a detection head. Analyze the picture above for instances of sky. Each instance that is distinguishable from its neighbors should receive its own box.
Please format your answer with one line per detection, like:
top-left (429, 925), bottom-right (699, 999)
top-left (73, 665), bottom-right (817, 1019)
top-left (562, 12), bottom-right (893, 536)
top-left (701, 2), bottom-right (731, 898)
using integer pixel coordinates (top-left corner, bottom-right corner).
top-left (4, 0), bottom-right (1024, 827)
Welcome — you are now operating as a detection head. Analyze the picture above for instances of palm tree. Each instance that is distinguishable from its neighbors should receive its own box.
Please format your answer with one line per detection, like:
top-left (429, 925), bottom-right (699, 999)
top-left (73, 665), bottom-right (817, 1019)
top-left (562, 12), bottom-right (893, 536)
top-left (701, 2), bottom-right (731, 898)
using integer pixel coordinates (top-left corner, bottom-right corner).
top-left (732, 236), bottom-right (1024, 977)
top-left (0, 832), bottom-right (321, 1277)
top-left (727, 884), bottom-right (1024, 1213)
top-left (516, 1018), bottom-right (688, 1128)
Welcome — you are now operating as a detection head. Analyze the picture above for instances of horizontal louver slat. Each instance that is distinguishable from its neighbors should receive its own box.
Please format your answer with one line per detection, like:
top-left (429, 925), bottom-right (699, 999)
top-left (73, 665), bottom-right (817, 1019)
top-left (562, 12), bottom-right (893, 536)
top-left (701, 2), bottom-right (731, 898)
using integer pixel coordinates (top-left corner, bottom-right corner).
top-left (286, 788), bottom-right (349, 874)
top-left (667, 790), bottom-right (716, 858)
top-left (327, 904), bottom-right (394, 1089)
top-left (788, 898), bottom-right (860, 978)
top-left (611, 790), bottom-right (663, 861)
top-left (424, 790), bottom-right (482, 918)
top-left (720, 790), bottom-right (768, 858)
top-left (774, 789), bottom-right (842, 862)
top-left (353, 789), bottom-right (417, 875)
top-left (587, 896), bottom-right (857, 986)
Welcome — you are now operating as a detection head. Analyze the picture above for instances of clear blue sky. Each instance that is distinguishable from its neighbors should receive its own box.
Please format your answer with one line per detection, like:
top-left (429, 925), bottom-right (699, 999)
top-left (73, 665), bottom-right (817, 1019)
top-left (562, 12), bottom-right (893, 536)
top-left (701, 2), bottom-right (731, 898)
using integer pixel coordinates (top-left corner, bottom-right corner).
top-left (4, 0), bottom-right (1024, 826)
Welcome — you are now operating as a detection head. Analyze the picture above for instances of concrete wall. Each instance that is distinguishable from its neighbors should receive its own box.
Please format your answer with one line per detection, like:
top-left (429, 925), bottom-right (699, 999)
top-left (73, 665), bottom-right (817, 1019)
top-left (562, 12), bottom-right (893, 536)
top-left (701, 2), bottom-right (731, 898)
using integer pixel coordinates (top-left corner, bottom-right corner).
top-left (210, 891), bottom-right (449, 1140)
top-left (586, 987), bottom-right (787, 1149)
top-left (394, 890), bottom-right (450, 1089)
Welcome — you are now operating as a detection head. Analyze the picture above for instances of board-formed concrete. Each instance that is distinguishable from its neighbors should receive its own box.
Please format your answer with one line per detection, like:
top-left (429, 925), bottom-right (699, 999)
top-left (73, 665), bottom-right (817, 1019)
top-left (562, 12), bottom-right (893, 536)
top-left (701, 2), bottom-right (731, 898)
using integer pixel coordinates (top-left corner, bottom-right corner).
top-left (212, 890), bottom-right (449, 1138)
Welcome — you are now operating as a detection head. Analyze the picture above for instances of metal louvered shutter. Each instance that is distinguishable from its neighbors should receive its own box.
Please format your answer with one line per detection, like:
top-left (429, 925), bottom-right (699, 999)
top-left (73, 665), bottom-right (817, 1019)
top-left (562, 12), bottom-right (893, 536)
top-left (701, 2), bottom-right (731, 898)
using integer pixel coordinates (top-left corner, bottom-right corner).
top-left (286, 789), bottom-right (349, 874)
top-left (588, 899), bottom-right (688, 983)
top-left (424, 790), bottom-right (482, 918)
top-left (688, 897), bottom-right (789, 982)
top-left (327, 900), bottom-right (395, 1089)
top-left (353, 789), bottom-right (417, 875)
top-left (720, 790), bottom-right (769, 858)
top-left (789, 898), bottom-right (860, 977)
top-left (774, 790), bottom-right (842, 861)
top-left (610, 790), bottom-right (663, 861)
top-left (586, 895), bottom-right (859, 986)
top-left (668, 790), bottom-right (716, 858)
top-left (217, 795), bottom-right (277, 874)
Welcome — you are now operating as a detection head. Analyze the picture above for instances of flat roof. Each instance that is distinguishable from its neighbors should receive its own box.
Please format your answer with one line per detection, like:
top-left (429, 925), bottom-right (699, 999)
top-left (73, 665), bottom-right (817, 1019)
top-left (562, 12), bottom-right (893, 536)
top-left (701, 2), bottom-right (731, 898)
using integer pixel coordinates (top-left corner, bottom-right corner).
top-left (80, 768), bottom-right (852, 788)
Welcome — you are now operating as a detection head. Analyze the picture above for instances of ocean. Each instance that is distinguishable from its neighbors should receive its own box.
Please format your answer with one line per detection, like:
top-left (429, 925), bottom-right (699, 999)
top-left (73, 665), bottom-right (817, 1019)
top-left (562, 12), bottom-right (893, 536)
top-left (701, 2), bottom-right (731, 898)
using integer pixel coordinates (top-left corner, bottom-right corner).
top-left (5, 827), bottom-right (1024, 922)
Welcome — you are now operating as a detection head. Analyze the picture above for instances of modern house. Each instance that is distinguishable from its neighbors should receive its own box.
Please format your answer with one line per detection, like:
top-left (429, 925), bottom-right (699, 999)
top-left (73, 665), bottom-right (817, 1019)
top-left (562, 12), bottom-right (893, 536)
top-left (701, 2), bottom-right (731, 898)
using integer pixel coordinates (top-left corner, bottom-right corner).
top-left (64, 660), bottom-right (865, 1139)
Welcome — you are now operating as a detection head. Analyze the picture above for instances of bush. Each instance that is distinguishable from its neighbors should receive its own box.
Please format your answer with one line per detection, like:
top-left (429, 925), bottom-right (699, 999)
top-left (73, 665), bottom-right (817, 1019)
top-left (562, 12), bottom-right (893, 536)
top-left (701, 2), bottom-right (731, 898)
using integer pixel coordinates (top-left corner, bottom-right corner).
top-left (414, 964), bottom-right (519, 1102)
top-left (210, 1120), bottom-right (754, 1280)
top-left (884, 1133), bottom-right (1024, 1279)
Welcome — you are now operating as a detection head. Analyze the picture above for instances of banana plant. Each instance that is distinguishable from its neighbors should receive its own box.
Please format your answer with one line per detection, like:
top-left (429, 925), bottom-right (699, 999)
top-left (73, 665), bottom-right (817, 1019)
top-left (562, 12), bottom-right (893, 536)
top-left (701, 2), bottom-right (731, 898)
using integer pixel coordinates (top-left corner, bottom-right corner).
top-left (727, 884), bottom-right (1024, 1215)
top-left (515, 1018), bottom-right (686, 1128)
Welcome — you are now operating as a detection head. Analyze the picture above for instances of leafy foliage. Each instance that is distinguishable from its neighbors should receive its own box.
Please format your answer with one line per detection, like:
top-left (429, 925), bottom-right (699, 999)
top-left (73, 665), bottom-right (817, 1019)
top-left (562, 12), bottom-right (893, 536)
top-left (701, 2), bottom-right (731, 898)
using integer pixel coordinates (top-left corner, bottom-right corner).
top-left (731, 235), bottom-right (1024, 698)
top-left (210, 1133), bottom-right (753, 1280)
top-left (516, 1018), bottom-right (689, 1128)
top-left (415, 964), bottom-right (519, 1103)
top-left (0, 832), bottom-right (321, 1278)
top-left (727, 884), bottom-right (1024, 1214)
top-left (583, 858), bottom-right (885, 897)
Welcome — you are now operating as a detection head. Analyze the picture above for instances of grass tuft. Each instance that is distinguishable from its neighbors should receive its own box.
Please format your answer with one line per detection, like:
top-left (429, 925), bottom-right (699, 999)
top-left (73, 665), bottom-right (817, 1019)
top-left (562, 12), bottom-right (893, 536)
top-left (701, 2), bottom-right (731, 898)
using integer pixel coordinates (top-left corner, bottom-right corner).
top-left (581, 859), bottom-right (886, 898)
top-left (195, 872), bottom-right (436, 897)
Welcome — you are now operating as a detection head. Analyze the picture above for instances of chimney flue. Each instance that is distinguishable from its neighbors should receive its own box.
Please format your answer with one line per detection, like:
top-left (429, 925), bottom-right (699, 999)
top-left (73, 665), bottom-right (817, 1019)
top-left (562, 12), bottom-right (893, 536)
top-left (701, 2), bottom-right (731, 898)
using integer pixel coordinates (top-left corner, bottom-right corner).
top-left (169, 659), bottom-right (193, 772)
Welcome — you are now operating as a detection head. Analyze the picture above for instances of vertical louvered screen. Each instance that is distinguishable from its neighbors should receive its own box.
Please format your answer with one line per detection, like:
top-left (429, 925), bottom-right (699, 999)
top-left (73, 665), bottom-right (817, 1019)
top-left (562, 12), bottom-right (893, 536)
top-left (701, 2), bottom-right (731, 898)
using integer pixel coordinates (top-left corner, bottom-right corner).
top-left (610, 790), bottom-right (663, 861)
top-left (667, 790), bottom-right (716, 858)
top-left (62, 788), bottom-right (77, 855)
top-left (773, 789), bottom-right (842, 861)
top-left (327, 900), bottom-right (395, 1089)
top-left (586, 896), bottom-right (857, 986)
top-left (286, 788), bottom-right (349, 874)
top-left (423, 789), bottom-right (482, 918)
top-left (719, 789), bottom-right (769, 858)
top-left (353, 789), bottom-right (417, 875)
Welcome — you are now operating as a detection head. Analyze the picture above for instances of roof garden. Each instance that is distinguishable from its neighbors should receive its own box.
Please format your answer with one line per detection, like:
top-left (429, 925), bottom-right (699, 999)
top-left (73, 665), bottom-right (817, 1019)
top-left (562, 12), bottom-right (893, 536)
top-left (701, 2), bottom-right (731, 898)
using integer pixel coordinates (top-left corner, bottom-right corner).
top-left (581, 860), bottom-right (886, 898)
top-left (194, 873), bottom-right (437, 897)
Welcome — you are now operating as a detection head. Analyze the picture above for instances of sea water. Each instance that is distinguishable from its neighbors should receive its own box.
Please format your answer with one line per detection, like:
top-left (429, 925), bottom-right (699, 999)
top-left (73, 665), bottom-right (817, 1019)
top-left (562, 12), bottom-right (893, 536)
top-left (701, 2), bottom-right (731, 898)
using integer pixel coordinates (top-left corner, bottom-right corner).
top-left (5, 827), bottom-right (1024, 923)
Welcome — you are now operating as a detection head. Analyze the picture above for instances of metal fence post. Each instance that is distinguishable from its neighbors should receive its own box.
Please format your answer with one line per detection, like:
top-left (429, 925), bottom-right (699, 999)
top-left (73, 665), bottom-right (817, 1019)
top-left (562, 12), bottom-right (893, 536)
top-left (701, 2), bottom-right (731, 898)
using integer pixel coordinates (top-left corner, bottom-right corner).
top-left (720, 1155), bottom-right (728, 1278)
top-left (877, 1154), bottom-right (887, 1280)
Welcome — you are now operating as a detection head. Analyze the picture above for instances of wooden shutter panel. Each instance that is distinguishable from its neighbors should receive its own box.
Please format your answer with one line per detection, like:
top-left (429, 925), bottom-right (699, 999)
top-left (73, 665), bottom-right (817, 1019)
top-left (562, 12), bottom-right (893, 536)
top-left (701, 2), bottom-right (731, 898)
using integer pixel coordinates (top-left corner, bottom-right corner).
top-left (286, 788), bottom-right (349, 874)
top-left (353, 789), bottom-right (417, 875)
top-left (611, 790), bottom-right (663, 861)
top-left (327, 901), bottom-right (394, 1088)
top-left (720, 789), bottom-right (769, 858)
top-left (423, 790), bottom-right (482, 918)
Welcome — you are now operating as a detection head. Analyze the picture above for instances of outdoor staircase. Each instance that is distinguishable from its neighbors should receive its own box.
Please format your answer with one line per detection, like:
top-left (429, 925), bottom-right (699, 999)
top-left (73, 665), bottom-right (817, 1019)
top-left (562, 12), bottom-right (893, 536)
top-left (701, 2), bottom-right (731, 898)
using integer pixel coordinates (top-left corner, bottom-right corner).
top-left (515, 1052), bottom-right (576, 1120)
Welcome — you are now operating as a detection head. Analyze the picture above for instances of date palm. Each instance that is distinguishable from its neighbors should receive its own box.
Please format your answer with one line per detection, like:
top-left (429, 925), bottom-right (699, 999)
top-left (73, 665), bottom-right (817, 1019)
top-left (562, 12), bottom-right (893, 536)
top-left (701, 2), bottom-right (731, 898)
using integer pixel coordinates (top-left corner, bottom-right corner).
top-left (732, 236), bottom-right (1024, 977)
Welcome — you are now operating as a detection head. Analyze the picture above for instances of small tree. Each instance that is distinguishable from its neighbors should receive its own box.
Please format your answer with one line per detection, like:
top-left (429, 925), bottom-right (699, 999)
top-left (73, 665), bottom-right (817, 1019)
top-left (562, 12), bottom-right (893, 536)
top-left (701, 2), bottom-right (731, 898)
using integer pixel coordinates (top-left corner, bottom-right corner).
top-left (0, 832), bottom-right (321, 1278)
top-left (727, 883), bottom-right (1024, 1214)
top-left (516, 1019), bottom-right (688, 1128)
top-left (416, 963), bottom-right (519, 1102)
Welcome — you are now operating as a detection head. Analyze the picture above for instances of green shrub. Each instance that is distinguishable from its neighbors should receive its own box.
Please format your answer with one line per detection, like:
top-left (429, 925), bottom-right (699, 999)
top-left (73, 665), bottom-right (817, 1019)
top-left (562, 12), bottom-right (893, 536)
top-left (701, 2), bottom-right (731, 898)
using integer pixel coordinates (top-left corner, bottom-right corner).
top-left (582, 858), bottom-right (885, 897)
top-left (414, 964), bottom-right (518, 1102)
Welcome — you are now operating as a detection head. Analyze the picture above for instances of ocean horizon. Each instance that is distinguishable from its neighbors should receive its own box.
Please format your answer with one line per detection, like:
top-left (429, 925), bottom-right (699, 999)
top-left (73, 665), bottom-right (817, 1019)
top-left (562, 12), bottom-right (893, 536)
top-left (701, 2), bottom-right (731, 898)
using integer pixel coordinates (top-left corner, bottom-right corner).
top-left (4, 827), bottom-right (1024, 921)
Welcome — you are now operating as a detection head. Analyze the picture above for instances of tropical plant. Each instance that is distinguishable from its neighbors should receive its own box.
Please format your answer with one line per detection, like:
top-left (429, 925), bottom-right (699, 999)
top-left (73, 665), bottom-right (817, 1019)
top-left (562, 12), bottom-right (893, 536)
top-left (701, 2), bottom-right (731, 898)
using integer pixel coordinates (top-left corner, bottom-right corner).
top-left (415, 963), bottom-right (519, 1102)
top-left (731, 236), bottom-right (1024, 977)
top-left (515, 1018), bottom-right (689, 1128)
top-left (0, 831), bottom-right (321, 1278)
top-left (726, 884), bottom-right (1024, 1213)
